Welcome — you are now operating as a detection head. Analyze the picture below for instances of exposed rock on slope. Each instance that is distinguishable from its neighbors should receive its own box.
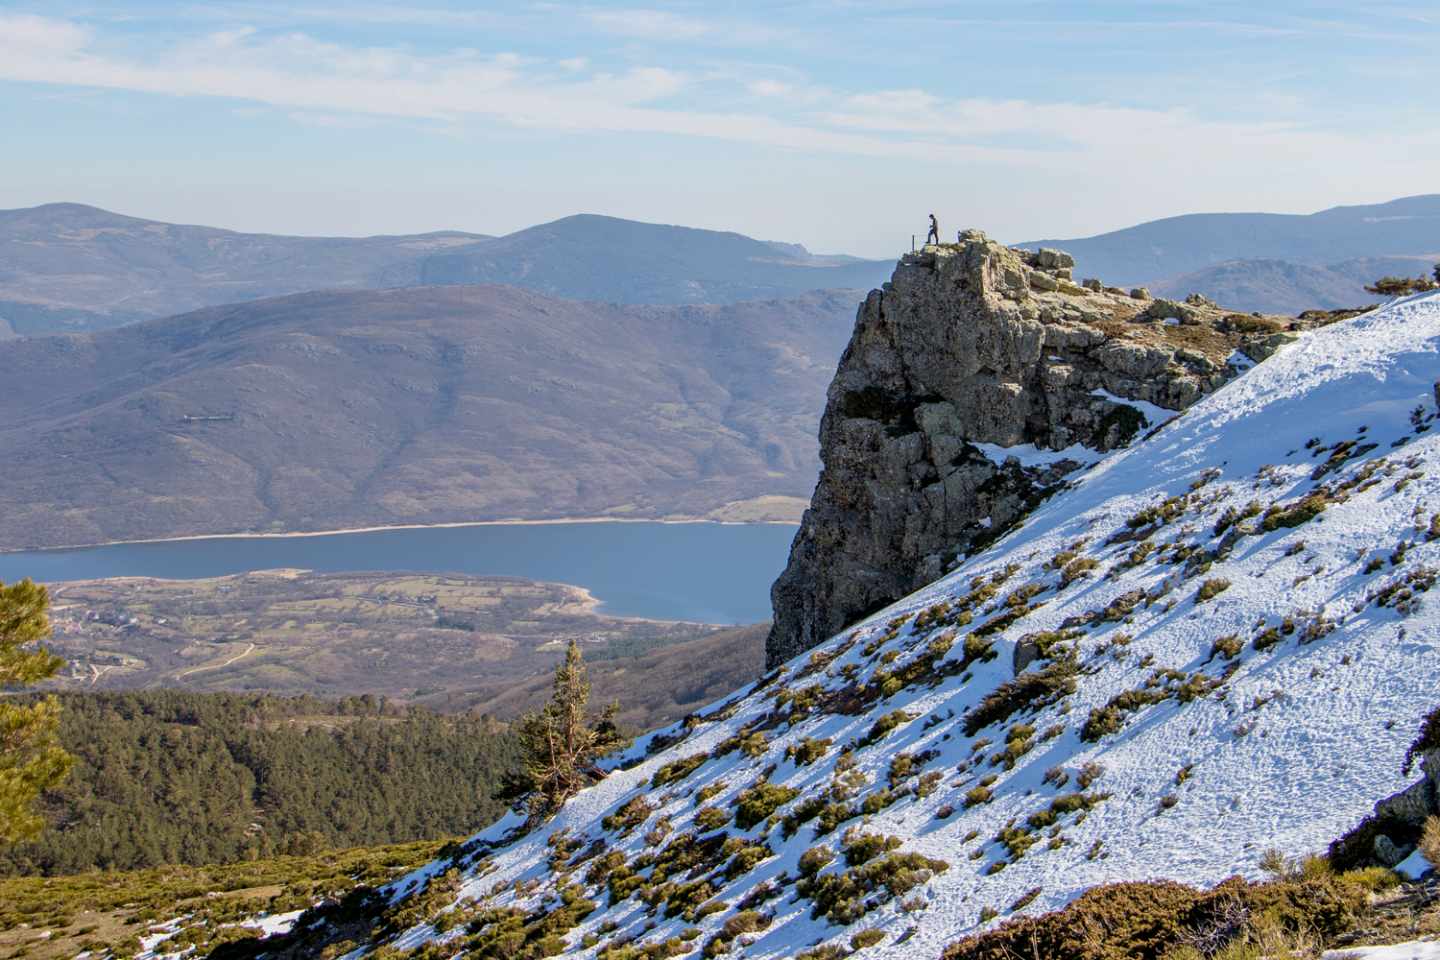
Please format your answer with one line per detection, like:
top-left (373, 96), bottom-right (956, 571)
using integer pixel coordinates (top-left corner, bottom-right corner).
top-left (224, 291), bottom-right (1440, 960)
top-left (1333, 708), bottom-right (1440, 871)
top-left (767, 232), bottom-right (1295, 666)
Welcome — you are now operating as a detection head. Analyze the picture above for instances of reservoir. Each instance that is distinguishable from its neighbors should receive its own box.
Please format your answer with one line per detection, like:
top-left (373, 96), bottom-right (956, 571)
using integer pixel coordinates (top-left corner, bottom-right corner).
top-left (0, 522), bottom-right (798, 625)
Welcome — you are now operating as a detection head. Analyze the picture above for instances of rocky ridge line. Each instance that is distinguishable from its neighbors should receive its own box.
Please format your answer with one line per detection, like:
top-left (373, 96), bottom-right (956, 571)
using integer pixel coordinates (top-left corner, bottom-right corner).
top-left (767, 230), bottom-right (1299, 666)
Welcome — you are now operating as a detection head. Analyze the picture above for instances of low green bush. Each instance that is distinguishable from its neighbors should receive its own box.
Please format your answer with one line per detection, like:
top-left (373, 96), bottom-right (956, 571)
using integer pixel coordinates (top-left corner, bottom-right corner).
top-left (733, 783), bottom-right (800, 829)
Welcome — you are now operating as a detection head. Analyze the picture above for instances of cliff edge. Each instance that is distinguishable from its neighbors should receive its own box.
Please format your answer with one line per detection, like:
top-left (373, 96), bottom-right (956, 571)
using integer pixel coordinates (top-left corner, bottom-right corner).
top-left (767, 230), bottom-right (1296, 666)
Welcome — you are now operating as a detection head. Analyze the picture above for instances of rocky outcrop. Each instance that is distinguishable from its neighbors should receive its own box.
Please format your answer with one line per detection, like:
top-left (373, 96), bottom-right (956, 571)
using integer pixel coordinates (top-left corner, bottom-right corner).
top-left (1332, 713), bottom-right (1440, 869)
top-left (767, 231), bottom-right (1295, 666)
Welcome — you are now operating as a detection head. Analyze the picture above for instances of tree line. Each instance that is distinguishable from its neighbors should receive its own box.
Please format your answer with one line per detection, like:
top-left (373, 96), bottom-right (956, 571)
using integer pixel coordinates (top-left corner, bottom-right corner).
top-left (0, 687), bottom-right (522, 875)
top-left (1, 580), bottom-right (630, 877)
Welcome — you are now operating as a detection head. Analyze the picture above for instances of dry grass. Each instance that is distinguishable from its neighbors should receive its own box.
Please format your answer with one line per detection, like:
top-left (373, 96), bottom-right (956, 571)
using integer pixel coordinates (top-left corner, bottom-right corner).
top-left (1423, 816), bottom-right (1440, 867)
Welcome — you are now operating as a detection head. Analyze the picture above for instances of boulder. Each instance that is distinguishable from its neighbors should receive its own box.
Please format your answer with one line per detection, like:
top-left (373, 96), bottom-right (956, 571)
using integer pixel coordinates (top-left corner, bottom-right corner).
top-left (1375, 834), bottom-right (1412, 867)
top-left (1241, 332), bottom-right (1299, 364)
top-left (1143, 299), bottom-right (1200, 324)
top-left (1035, 248), bottom-right (1076, 270)
top-left (1030, 270), bottom-right (1060, 292)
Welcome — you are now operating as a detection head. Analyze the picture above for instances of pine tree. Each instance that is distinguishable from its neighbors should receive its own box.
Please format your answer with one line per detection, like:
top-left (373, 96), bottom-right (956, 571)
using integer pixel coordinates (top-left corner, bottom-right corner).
top-left (1, 579), bottom-right (73, 844)
top-left (510, 640), bottom-right (619, 821)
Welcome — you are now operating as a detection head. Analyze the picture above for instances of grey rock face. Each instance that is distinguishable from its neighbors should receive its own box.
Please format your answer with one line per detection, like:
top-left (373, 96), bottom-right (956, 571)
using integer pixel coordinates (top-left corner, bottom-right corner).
top-left (766, 233), bottom-right (1284, 667)
top-left (1374, 834), bottom-right (1412, 867)
top-left (1330, 745), bottom-right (1440, 869)
top-left (1374, 746), bottom-right (1440, 825)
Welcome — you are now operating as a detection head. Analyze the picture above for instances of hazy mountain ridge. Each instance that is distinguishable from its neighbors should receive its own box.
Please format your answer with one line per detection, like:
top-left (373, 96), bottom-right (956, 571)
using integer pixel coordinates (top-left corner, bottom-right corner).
top-left (232, 291), bottom-right (1440, 960)
top-left (389, 214), bottom-right (895, 306)
top-left (1019, 195), bottom-right (1440, 312)
top-left (1150, 254), bottom-right (1440, 314)
top-left (0, 202), bottom-right (487, 333)
top-left (1018, 194), bottom-right (1440, 284)
top-left (0, 204), bottom-right (891, 333)
top-left (7, 196), bottom-right (1436, 334)
top-left (0, 285), bottom-right (859, 550)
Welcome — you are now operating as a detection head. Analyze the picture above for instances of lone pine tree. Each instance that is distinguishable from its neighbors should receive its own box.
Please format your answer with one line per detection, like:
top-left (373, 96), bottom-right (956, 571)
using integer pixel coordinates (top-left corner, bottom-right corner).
top-left (1, 578), bottom-right (73, 843)
top-left (510, 639), bottom-right (622, 821)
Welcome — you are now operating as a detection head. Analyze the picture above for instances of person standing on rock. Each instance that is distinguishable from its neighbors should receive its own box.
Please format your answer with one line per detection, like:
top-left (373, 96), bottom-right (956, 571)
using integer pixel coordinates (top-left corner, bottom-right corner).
top-left (925, 213), bottom-right (940, 245)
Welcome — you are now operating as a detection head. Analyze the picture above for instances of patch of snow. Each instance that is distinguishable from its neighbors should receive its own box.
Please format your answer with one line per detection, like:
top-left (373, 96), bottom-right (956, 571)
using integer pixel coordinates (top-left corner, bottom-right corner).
top-left (1227, 349), bottom-right (1257, 371)
top-left (1396, 847), bottom-right (1434, 881)
top-left (1090, 388), bottom-right (1177, 431)
top-left (138, 921), bottom-right (182, 958)
top-left (971, 440), bottom-right (1098, 469)
top-left (1324, 942), bottom-right (1440, 960)
top-left (238, 909), bottom-right (305, 937)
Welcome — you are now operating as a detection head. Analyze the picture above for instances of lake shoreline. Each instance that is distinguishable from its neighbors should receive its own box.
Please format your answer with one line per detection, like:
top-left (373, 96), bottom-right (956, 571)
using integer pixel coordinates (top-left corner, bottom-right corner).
top-left (0, 514), bottom-right (801, 556)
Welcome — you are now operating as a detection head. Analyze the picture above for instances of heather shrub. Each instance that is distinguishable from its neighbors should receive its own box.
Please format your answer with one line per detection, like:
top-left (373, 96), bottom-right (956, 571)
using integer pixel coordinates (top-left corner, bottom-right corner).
top-left (851, 928), bottom-right (885, 949)
top-left (963, 654), bottom-right (1079, 735)
top-left (940, 872), bottom-right (1365, 960)
top-left (652, 754), bottom-right (707, 788)
top-left (733, 783), bottom-right (799, 829)
top-left (1195, 578), bottom-right (1230, 603)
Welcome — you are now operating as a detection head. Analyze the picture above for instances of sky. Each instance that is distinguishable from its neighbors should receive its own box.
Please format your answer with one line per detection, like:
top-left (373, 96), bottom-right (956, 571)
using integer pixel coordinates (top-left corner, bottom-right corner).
top-left (2, 1), bottom-right (1436, 257)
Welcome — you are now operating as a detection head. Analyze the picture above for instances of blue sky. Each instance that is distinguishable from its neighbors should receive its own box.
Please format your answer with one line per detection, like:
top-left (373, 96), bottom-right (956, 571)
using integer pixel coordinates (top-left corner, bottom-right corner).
top-left (2, 1), bottom-right (1436, 256)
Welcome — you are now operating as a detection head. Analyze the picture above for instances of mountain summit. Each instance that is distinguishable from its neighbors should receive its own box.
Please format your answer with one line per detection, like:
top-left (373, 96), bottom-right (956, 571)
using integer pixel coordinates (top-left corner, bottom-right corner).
top-left (235, 282), bottom-right (1440, 957)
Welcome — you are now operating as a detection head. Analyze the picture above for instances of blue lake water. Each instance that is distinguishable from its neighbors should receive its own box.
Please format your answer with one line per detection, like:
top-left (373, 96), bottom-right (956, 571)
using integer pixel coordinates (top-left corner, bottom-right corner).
top-left (0, 522), bottom-right (799, 624)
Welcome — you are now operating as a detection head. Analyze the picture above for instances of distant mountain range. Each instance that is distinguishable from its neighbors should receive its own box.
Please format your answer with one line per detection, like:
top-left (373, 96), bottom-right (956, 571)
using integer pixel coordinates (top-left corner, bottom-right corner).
top-left (0, 203), bottom-right (893, 334)
top-left (377, 213), bottom-right (892, 305)
top-left (1149, 254), bottom-right (1440, 315)
top-left (0, 202), bottom-right (489, 334)
top-left (1019, 194), bottom-right (1440, 312)
top-left (0, 285), bottom-right (857, 550)
top-left (4, 196), bottom-right (1436, 334)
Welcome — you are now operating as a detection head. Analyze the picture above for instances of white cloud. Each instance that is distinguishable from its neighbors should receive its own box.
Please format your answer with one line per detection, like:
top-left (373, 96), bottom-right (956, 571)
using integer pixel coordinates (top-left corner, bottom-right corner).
top-left (578, 7), bottom-right (780, 45)
top-left (2, 12), bottom-right (91, 53)
top-left (746, 79), bottom-right (790, 97)
top-left (0, 13), bottom-right (1032, 160)
top-left (583, 8), bottom-right (718, 41)
top-left (1, 9), bottom-right (1436, 231)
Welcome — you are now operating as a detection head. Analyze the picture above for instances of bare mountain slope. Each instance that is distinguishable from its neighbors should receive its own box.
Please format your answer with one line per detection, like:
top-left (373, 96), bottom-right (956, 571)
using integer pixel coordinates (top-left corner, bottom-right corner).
top-left (232, 291), bottom-right (1440, 960)
top-left (0, 285), bottom-right (858, 549)
top-left (392, 213), bottom-right (893, 306)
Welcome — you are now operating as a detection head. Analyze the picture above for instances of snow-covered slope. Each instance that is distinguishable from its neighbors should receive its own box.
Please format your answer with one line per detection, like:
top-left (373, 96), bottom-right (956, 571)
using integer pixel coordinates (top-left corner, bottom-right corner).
top-left (325, 292), bottom-right (1440, 958)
